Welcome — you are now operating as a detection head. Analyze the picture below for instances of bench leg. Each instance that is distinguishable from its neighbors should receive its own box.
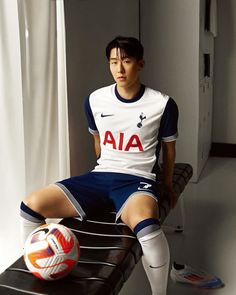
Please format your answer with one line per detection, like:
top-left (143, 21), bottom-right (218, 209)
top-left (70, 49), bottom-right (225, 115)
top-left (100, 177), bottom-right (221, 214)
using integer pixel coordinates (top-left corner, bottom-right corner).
top-left (163, 194), bottom-right (185, 232)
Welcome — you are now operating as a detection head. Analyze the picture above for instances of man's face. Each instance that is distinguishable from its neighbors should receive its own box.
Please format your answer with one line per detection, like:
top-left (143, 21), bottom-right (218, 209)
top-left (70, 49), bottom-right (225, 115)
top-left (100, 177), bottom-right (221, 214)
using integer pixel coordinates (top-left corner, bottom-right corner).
top-left (109, 48), bottom-right (144, 89)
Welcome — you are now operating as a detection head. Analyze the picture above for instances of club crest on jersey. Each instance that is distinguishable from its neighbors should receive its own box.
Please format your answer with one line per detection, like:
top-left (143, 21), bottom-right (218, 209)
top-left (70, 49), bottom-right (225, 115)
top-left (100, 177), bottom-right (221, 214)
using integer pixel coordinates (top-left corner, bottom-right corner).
top-left (103, 131), bottom-right (143, 151)
top-left (137, 112), bottom-right (146, 128)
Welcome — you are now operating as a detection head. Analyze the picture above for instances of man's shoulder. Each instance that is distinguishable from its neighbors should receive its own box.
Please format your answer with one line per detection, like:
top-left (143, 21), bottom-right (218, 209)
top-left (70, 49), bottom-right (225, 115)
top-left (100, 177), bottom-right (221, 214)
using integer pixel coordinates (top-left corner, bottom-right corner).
top-left (145, 86), bottom-right (170, 102)
top-left (90, 84), bottom-right (115, 98)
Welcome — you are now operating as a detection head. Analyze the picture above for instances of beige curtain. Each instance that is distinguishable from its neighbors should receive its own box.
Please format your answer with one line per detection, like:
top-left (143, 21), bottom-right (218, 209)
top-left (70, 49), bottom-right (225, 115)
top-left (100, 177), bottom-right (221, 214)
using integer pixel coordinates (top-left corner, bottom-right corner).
top-left (0, 0), bottom-right (70, 272)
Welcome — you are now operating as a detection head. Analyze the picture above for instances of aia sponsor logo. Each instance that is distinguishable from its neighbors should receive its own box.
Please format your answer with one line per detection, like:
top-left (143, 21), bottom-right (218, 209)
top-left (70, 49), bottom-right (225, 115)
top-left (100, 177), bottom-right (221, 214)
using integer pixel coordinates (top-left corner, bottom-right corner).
top-left (103, 130), bottom-right (143, 151)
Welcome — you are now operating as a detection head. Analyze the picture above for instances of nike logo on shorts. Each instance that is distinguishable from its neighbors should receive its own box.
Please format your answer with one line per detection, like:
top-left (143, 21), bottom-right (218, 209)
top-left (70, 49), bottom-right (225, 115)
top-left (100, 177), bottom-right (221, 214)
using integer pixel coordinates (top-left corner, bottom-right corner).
top-left (138, 182), bottom-right (152, 190)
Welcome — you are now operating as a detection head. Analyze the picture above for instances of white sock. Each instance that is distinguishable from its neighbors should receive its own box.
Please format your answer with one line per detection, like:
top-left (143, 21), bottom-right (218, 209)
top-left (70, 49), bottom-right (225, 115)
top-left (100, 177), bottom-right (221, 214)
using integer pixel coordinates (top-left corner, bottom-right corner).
top-left (139, 229), bottom-right (170, 295)
top-left (20, 216), bottom-right (45, 247)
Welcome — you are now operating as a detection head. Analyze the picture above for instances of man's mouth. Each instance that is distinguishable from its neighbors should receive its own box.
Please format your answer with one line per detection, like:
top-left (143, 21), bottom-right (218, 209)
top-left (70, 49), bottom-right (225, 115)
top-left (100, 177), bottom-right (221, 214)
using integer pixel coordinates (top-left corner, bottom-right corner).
top-left (117, 76), bottom-right (126, 81)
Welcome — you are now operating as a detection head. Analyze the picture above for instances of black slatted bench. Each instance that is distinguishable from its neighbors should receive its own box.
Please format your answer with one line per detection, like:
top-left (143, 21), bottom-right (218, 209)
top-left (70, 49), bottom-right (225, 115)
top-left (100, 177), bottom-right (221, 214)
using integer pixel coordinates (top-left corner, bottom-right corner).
top-left (0, 163), bottom-right (193, 295)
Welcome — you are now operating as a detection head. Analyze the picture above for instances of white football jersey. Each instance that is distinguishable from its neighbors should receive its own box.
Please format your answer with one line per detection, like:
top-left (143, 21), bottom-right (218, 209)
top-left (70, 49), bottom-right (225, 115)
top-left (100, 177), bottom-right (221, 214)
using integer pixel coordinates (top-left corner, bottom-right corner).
top-left (85, 84), bottom-right (178, 180)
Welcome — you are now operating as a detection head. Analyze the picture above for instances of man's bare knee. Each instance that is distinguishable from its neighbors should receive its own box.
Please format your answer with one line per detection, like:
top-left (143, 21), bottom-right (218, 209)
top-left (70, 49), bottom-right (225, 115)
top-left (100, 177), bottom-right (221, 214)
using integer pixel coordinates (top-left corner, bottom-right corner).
top-left (23, 185), bottom-right (76, 219)
top-left (121, 195), bottom-right (159, 230)
top-left (23, 190), bottom-right (48, 217)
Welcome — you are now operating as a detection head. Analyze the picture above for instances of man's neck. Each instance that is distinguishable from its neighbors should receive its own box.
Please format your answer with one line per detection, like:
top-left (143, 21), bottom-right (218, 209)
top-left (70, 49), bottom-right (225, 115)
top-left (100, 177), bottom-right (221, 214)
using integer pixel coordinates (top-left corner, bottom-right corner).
top-left (116, 82), bottom-right (142, 100)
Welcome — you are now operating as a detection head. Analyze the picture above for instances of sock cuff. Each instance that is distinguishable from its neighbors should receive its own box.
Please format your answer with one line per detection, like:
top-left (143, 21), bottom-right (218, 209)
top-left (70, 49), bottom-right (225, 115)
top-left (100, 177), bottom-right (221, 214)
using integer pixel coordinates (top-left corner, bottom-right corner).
top-left (20, 201), bottom-right (45, 222)
top-left (134, 218), bottom-right (160, 239)
top-left (139, 227), bottom-right (163, 242)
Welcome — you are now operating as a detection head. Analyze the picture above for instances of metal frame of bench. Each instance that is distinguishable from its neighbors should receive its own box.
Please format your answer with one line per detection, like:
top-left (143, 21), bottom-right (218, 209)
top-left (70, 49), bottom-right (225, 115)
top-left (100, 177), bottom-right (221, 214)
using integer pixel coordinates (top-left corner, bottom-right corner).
top-left (0, 163), bottom-right (193, 295)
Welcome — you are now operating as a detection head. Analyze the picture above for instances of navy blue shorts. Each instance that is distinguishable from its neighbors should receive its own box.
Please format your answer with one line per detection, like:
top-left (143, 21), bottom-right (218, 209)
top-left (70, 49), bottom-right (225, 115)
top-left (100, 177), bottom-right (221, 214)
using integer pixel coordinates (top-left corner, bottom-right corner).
top-left (55, 172), bottom-right (160, 221)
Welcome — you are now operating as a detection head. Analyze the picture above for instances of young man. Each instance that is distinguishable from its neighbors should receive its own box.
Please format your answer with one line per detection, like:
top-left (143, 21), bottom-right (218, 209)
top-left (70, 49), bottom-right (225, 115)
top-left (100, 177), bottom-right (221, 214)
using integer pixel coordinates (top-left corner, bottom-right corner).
top-left (20, 36), bottom-right (178, 295)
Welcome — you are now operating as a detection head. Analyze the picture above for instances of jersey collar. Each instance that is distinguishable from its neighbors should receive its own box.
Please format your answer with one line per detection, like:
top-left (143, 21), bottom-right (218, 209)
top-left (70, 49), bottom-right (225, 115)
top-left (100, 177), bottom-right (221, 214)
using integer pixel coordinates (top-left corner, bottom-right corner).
top-left (115, 84), bottom-right (145, 103)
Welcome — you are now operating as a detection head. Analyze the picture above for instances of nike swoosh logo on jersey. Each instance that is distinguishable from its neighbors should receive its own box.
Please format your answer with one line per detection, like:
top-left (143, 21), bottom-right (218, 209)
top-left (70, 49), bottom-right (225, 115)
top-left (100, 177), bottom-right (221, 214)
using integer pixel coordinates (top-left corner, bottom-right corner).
top-left (101, 113), bottom-right (114, 118)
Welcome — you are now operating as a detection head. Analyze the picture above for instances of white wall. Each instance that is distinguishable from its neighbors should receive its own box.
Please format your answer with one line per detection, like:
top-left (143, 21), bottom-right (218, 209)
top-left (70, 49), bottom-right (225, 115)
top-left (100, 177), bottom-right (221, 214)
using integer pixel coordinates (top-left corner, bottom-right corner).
top-left (140, 0), bottom-right (201, 181)
top-left (213, 0), bottom-right (236, 144)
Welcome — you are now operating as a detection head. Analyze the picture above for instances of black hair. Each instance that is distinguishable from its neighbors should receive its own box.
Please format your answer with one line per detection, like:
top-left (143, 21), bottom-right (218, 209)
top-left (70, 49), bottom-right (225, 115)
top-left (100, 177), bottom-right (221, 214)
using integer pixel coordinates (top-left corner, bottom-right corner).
top-left (106, 36), bottom-right (144, 61)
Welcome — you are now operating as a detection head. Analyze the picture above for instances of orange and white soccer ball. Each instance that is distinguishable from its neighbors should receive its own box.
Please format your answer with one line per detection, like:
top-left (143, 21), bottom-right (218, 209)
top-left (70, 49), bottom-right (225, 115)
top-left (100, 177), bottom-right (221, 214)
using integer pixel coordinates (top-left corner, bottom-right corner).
top-left (24, 223), bottom-right (80, 281)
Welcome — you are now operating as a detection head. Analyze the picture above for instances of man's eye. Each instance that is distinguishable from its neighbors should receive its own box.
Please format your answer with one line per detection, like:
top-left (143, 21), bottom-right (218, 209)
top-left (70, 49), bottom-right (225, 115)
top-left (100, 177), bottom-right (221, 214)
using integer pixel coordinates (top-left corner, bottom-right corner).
top-left (123, 59), bottom-right (131, 64)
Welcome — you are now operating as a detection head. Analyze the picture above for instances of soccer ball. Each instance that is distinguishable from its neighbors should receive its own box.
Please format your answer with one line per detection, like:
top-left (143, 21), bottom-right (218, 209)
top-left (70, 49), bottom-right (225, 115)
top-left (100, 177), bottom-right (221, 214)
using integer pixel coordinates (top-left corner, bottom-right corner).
top-left (24, 223), bottom-right (80, 281)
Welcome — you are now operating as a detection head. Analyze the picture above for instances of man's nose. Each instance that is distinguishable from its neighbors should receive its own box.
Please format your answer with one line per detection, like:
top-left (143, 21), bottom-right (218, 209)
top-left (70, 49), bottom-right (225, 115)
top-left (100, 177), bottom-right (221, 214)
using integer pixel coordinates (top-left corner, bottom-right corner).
top-left (117, 62), bottom-right (125, 73)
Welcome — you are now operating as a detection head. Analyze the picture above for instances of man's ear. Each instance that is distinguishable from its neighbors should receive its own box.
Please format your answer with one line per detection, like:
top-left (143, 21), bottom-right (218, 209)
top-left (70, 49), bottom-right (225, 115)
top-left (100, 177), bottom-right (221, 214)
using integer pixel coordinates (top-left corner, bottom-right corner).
top-left (138, 59), bottom-right (145, 70)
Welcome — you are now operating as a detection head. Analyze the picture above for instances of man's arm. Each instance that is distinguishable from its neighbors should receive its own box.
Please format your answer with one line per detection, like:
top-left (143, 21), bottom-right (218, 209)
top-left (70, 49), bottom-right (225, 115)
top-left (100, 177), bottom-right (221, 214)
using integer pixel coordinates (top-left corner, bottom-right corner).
top-left (161, 140), bottom-right (177, 209)
top-left (93, 134), bottom-right (101, 158)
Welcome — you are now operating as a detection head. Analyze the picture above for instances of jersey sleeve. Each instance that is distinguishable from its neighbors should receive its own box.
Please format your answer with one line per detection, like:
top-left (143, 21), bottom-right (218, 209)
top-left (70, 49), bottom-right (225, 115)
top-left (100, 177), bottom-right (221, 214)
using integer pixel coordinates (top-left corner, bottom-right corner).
top-left (159, 97), bottom-right (179, 142)
top-left (84, 95), bottom-right (99, 134)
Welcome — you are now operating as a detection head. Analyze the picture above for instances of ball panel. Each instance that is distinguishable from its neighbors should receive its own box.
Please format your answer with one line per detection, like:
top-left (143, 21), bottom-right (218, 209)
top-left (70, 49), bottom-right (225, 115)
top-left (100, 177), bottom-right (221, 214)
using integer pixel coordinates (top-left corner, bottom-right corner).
top-left (24, 223), bottom-right (80, 281)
